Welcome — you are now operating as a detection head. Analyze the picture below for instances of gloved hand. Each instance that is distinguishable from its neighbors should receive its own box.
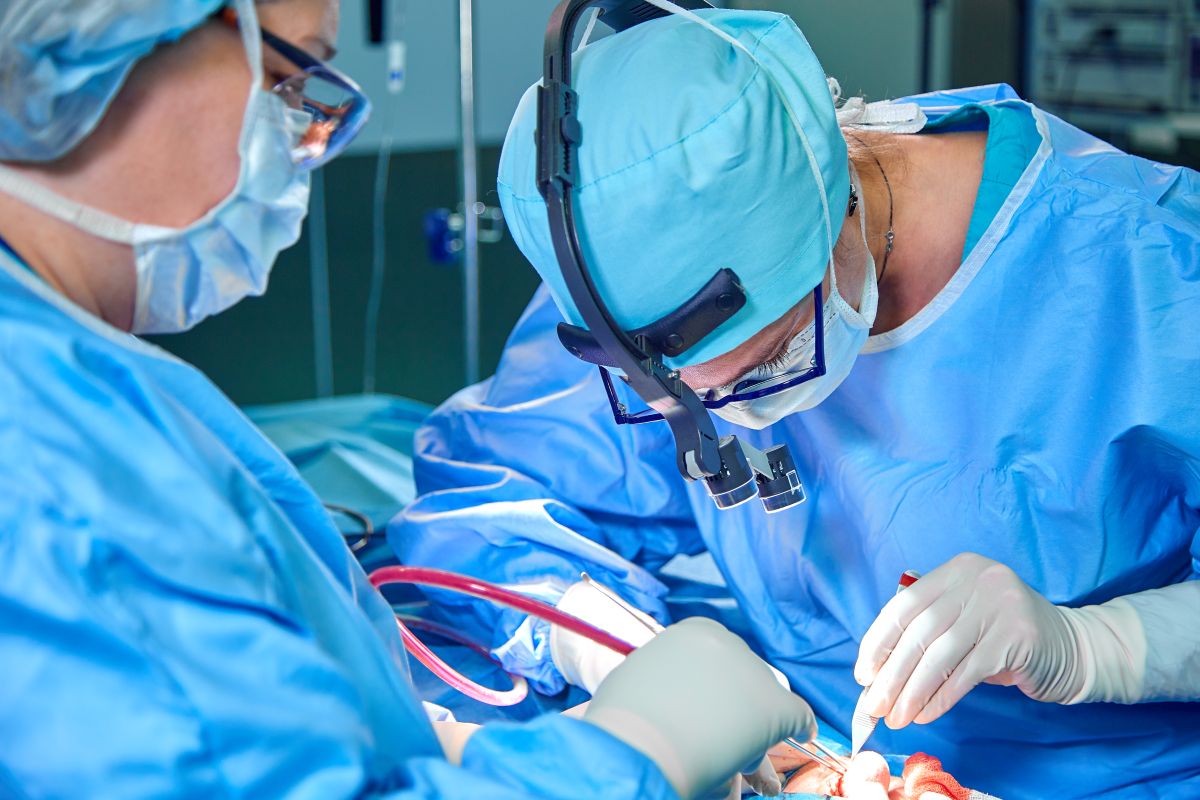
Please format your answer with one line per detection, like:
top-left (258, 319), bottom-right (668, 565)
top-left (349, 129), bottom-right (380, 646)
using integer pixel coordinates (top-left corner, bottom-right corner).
top-left (854, 553), bottom-right (1146, 728)
top-left (551, 579), bottom-right (662, 694)
top-left (584, 617), bottom-right (816, 800)
top-left (552, 578), bottom-right (794, 696)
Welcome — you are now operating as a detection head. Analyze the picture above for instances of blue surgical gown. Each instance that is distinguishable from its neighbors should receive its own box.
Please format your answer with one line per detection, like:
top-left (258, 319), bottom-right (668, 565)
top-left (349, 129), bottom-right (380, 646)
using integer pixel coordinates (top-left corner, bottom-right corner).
top-left (0, 252), bottom-right (675, 799)
top-left (391, 86), bottom-right (1200, 800)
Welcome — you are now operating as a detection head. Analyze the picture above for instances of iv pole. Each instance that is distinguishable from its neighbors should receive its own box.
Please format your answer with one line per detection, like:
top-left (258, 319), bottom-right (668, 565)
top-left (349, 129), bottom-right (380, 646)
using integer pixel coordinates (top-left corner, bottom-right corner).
top-left (457, 0), bottom-right (481, 385)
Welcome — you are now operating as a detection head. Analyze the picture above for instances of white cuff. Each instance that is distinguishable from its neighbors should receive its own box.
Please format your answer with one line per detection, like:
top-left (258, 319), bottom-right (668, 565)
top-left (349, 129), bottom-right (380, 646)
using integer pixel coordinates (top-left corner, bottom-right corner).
top-left (550, 580), bottom-right (660, 694)
top-left (549, 579), bottom-right (792, 695)
top-left (1120, 581), bottom-right (1200, 702)
top-left (1059, 597), bottom-right (1146, 704)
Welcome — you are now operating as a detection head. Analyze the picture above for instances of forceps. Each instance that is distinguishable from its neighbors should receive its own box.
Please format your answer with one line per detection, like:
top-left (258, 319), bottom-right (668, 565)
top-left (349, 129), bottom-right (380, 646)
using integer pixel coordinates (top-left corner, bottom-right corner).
top-left (783, 737), bottom-right (848, 776)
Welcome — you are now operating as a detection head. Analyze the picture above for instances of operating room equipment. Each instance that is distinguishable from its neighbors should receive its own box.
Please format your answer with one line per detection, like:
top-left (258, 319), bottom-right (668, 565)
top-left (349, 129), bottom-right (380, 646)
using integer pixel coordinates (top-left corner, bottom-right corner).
top-left (535, 0), bottom-right (807, 513)
top-left (308, 168), bottom-right (334, 397)
top-left (370, 565), bottom-right (638, 706)
top-left (458, 0), bottom-right (482, 385)
top-left (370, 561), bottom-right (834, 767)
top-left (782, 737), bottom-right (847, 777)
top-left (1030, 0), bottom-right (1198, 115)
top-left (557, 572), bottom-right (800, 700)
top-left (363, 0), bottom-right (406, 395)
top-left (396, 612), bottom-right (531, 707)
top-left (325, 503), bottom-right (374, 553)
top-left (421, 203), bottom-right (505, 265)
top-left (582, 572), bottom-right (662, 635)
top-left (851, 570), bottom-right (920, 757)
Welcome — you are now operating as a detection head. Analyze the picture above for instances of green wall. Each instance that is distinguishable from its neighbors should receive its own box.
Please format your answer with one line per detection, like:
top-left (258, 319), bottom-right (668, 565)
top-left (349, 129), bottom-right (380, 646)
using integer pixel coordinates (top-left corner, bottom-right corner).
top-left (149, 145), bottom-right (541, 408)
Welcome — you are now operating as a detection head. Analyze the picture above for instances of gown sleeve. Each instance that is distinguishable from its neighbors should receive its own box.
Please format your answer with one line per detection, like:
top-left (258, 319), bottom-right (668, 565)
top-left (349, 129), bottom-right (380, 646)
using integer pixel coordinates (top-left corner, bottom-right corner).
top-left (0, 395), bottom-right (677, 800)
top-left (389, 287), bottom-right (703, 693)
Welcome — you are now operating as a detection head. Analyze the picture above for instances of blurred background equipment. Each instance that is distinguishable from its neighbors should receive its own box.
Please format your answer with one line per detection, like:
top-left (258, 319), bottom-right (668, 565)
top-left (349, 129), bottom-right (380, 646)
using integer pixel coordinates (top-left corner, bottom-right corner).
top-left (150, 0), bottom-right (1198, 411)
top-left (1027, 0), bottom-right (1200, 161)
top-left (1030, 0), bottom-right (1194, 113)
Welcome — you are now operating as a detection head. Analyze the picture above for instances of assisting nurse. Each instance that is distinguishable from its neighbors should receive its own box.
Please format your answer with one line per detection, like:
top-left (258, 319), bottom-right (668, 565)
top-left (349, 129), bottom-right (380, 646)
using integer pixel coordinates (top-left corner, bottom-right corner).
top-left (392, 5), bottom-right (1200, 798)
top-left (0, 1), bottom-right (817, 797)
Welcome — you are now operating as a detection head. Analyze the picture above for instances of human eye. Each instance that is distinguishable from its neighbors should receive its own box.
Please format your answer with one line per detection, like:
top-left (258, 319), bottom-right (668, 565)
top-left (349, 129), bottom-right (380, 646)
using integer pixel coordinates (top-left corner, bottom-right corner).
top-left (758, 351), bottom-right (790, 375)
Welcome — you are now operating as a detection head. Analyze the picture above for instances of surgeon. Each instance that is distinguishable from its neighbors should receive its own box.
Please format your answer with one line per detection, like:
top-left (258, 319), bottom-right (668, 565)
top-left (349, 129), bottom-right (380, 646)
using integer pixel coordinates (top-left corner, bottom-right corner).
top-left (390, 4), bottom-right (1200, 799)
top-left (0, 2), bottom-right (819, 797)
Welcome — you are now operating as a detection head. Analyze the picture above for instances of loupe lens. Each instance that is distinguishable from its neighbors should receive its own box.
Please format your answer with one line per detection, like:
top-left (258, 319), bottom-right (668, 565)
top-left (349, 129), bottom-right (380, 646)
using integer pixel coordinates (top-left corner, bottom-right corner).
top-left (705, 436), bottom-right (758, 510)
top-left (757, 444), bottom-right (805, 513)
top-left (709, 475), bottom-right (758, 509)
top-left (759, 476), bottom-right (805, 512)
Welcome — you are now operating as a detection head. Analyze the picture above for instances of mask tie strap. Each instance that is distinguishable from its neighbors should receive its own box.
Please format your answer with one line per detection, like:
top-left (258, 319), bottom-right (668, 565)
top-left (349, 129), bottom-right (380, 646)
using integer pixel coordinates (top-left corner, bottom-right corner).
top-left (836, 96), bottom-right (927, 134)
top-left (0, 163), bottom-right (142, 243)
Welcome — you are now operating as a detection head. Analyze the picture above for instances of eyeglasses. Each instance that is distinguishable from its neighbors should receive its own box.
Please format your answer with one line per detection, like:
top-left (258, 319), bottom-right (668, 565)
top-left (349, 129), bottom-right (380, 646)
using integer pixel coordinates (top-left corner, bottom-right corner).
top-left (222, 8), bottom-right (371, 170)
top-left (602, 285), bottom-right (828, 425)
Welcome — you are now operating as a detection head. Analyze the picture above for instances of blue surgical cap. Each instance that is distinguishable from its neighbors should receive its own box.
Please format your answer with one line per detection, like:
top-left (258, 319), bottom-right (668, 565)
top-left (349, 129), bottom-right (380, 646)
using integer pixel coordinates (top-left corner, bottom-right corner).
top-left (0, 0), bottom-right (225, 162)
top-left (497, 9), bottom-right (849, 368)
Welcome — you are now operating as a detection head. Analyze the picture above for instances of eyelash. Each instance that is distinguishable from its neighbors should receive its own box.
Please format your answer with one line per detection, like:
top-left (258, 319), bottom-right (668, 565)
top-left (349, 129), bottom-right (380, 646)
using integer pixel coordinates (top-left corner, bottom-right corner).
top-left (759, 352), bottom-right (790, 374)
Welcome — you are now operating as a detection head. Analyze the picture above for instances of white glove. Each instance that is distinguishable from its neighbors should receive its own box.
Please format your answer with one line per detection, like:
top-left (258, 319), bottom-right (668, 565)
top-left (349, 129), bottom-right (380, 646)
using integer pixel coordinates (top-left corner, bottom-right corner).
top-left (585, 618), bottom-right (816, 800)
top-left (854, 553), bottom-right (1148, 728)
top-left (551, 579), bottom-right (662, 694)
top-left (553, 579), bottom-right (790, 797)
top-left (552, 578), bottom-right (794, 693)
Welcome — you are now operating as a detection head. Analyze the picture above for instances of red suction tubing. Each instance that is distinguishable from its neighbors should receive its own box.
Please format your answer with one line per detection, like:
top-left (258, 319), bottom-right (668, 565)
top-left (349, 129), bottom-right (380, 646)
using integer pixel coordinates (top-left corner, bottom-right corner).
top-left (370, 566), bottom-right (636, 706)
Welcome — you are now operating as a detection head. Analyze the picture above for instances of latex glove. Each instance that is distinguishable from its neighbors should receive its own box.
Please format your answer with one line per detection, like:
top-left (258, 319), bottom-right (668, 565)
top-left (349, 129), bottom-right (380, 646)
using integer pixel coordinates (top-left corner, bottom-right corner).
top-left (740, 755), bottom-right (783, 798)
top-left (551, 579), bottom-right (661, 694)
top-left (855, 553), bottom-right (1147, 728)
top-left (584, 617), bottom-right (816, 800)
top-left (552, 578), bottom-right (793, 697)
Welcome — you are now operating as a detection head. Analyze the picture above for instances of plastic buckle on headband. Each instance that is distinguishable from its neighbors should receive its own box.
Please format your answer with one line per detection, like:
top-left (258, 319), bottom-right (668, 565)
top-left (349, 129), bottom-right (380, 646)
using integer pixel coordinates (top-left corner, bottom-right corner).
top-left (557, 267), bottom-right (746, 367)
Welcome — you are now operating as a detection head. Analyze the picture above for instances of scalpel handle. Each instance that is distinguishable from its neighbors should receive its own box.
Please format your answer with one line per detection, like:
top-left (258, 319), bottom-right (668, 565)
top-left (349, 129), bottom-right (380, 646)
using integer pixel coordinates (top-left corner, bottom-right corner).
top-left (850, 570), bottom-right (922, 756)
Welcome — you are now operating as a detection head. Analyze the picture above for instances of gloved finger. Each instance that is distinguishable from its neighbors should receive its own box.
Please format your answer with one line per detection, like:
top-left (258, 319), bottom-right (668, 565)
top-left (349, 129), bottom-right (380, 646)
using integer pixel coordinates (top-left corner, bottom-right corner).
top-left (742, 754), bottom-right (782, 797)
top-left (863, 594), bottom-right (965, 718)
top-left (886, 619), bottom-right (981, 728)
top-left (912, 640), bottom-right (996, 724)
top-left (855, 571), bottom-right (951, 686)
top-left (775, 691), bottom-right (819, 744)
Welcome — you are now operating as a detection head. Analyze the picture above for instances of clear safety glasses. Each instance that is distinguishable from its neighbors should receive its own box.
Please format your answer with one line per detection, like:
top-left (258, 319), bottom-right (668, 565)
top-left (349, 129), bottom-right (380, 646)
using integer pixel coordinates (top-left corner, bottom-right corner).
top-left (603, 285), bottom-right (828, 425)
top-left (222, 8), bottom-right (371, 170)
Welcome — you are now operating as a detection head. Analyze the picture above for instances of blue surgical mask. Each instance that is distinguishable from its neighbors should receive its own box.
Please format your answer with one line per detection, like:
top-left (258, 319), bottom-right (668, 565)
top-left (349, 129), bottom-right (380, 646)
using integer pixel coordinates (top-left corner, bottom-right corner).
top-left (0, 0), bottom-right (311, 334)
top-left (126, 90), bottom-right (311, 334)
top-left (710, 180), bottom-right (879, 429)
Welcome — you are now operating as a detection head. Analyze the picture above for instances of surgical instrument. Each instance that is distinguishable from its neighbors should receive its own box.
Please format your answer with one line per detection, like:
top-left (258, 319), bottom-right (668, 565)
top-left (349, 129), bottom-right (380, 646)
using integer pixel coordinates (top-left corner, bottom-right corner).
top-left (851, 570), bottom-right (921, 756)
top-left (582, 571), bottom-right (663, 635)
top-left (783, 737), bottom-right (847, 776)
